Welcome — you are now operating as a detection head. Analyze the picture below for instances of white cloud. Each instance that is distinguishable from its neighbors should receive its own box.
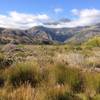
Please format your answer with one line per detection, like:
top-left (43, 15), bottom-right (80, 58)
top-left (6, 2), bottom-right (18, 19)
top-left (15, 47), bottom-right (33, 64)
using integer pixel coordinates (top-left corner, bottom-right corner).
top-left (54, 8), bottom-right (63, 13)
top-left (0, 11), bottom-right (50, 29)
top-left (71, 9), bottom-right (79, 15)
top-left (0, 9), bottom-right (100, 29)
top-left (46, 8), bottom-right (100, 28)
top-left (71, 8), bottom-right (100, 26)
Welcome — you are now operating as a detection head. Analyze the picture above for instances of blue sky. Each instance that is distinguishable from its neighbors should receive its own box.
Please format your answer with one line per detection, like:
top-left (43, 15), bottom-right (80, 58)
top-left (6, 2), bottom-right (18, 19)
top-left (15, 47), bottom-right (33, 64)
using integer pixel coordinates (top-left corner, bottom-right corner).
top-left (0, 0), bottom-right (100, 19)
top-left (0, 0), bottom-right (100, 29)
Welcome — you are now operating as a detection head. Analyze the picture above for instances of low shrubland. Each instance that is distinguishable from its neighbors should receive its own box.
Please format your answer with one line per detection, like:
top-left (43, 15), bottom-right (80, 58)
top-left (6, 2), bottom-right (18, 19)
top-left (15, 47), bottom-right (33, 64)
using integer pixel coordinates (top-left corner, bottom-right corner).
top-left (6, 61), bottom-right (41, 87)
top-left (0, 44), bottom-right (100, 100)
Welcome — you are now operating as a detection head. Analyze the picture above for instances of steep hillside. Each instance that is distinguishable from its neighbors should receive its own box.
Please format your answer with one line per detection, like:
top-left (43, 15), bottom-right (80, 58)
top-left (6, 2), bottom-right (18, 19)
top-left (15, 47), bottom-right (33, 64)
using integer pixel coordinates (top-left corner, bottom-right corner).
top-left (66, 24), bottom-right (100, 44)
top-left (0, 24), bottom-right (100, 44)
top-left (82, 36), bottom-right (100, 48)
top-left (0, 26), bottom-right (82, 44)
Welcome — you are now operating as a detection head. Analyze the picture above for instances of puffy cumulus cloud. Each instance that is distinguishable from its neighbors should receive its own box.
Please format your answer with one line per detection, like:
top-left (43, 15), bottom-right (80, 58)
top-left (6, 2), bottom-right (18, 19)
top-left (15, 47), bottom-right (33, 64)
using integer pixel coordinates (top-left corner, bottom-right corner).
top-left (54, 8), bottom-right (63, 13)
top-left (0, 9), bottom-right (100, 29)
top-left (46, 9), bottom-right (100, 28)
top-left (73, 9), bottom-right (100, 26)
top-left (0, 11), bottom-right (50, 29)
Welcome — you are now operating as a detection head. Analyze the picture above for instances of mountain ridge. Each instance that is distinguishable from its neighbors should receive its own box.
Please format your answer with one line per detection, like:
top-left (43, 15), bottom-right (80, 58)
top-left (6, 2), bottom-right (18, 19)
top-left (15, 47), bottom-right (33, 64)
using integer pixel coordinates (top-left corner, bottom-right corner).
top-left (0, 23), bottom-right (100, 44)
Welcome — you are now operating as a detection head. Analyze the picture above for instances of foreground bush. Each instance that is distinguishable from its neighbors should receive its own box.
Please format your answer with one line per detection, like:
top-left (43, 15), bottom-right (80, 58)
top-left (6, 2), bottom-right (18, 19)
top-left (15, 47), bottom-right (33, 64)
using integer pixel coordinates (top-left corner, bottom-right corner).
top-left (45, 84), bottom-right (81, 100)
top-left (0, 62), bottom-right (100, 99)
top-left (0, 84), bottom-right (47, 100)
top-left (0, 53), bottom-right (13, 69)
top-left (48, 91), bottom-right (81, 100)
top-left (6, 61), bottom-right (41, 87)
top-left (50, 64), bottom-right (85, 93)
top-left (0, 53), bottom-right (5, 68)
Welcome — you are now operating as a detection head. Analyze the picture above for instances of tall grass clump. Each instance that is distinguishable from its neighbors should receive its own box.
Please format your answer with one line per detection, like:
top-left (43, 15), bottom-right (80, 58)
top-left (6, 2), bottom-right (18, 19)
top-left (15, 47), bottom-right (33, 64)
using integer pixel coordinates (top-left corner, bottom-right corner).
top-left (47, 85), bottom-right (81, 100)
top-left (51, 63), bottom-right (85, 93)
top-left (84, 72), bottom-right (100, 95)
top-left (6, 61), bottom-right (41, 87)
top-left (0, 84), bottom-right (47, 100)
top-left (0, 53), bottom-right (5, 68)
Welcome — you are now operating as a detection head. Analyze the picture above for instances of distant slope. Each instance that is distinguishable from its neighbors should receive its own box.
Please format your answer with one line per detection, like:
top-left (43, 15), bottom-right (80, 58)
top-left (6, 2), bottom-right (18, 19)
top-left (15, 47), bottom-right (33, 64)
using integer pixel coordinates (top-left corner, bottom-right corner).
top-left (0, 26), bottom-right (82, 44)
top-left (0, 24), bottom-right (100, 44)
top-left (65, 24), bottom-right (100, 44)
top-left (82, 36), bottom-right (100, 48)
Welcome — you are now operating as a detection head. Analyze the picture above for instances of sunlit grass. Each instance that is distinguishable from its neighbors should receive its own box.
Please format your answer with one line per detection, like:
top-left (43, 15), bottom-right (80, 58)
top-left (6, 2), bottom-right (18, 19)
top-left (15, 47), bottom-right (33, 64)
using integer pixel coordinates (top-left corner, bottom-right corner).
top-left (0, 44), bottom-right (100, 99)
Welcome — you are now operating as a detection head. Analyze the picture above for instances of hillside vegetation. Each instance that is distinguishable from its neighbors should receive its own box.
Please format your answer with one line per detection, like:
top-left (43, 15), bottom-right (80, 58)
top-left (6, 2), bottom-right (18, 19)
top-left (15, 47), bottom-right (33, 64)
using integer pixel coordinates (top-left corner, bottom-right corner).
top-left (0, 41), bottom-right (100, 100)
top-left (83, 36), bottom-right (100, 49)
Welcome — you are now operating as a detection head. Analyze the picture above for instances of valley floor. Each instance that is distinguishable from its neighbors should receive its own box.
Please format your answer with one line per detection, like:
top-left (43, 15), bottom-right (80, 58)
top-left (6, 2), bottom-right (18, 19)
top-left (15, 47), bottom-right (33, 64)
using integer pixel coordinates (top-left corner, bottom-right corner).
top-left (0, 44), bottom-right (100, 100)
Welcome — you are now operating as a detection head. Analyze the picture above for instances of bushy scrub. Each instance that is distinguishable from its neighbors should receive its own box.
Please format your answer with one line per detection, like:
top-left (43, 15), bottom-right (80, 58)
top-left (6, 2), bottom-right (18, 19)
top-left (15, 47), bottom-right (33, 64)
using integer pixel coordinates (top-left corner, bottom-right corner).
top-left (0, 53), bottom-right (13, 69)
top-left (51, 64), bottom-right (85, 93)
top-left (0, 53), bottom-right (5, 68)
top-left (83, 36), bottom-right (100, 49)
top-left (49, 92), bottom-right (81, 100)
top-left (84, 72), bottom-right (100, 94)
top-left (7, 61), bottom-right (41, 87)
top-left (47, 85), bottom-right (81, 100)
top-left (53, 64), bottom-right (67, 84)
top-left (0, 45), bottom-right (100, 99)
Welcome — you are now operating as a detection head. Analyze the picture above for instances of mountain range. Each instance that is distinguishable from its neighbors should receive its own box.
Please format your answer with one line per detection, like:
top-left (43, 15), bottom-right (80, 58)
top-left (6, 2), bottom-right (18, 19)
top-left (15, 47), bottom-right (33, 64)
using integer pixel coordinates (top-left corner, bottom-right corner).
top-left (0, 22), bottom-right (100, 45)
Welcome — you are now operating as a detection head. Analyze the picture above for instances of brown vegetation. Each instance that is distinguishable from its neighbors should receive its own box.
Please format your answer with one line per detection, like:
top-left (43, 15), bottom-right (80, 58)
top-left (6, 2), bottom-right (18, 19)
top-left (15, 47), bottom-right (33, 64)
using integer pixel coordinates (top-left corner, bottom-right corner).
top-left (0, 44), bottom-right (100, 100)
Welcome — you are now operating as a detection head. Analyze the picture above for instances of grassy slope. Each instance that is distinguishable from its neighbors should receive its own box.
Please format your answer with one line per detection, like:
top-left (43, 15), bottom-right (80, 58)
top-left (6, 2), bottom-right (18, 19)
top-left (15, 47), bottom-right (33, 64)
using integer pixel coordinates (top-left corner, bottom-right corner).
top-left (0, 44), bottom-right (100, 100)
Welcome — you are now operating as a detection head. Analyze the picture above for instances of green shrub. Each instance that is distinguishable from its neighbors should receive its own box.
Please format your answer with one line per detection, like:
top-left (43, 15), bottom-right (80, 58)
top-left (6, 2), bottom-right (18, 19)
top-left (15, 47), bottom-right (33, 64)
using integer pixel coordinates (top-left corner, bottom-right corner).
top-left (51, 92), bottom-right (81, 100)
top-left (54, 64), bottom-right (67, 84)
top-left (64, 68), bottom-right (85, 93)
top-left (7, 61), bottom-right (41, 87)
top-left (47, 87), bottom-right (81, 100)
top-left (52, 64), bottom-right (85, 93)
top-left (84, 72), bottom-right (100, 94)
top-left (83, 36), bottom-right (100, 49)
